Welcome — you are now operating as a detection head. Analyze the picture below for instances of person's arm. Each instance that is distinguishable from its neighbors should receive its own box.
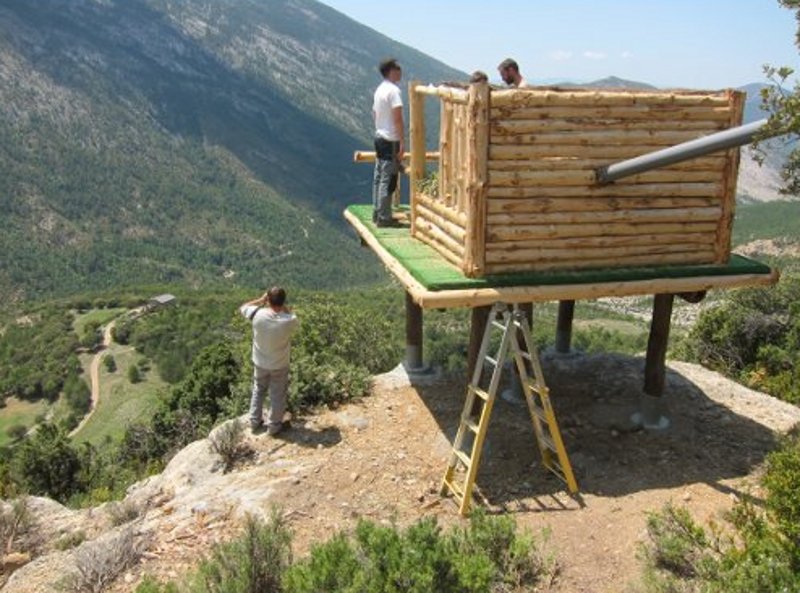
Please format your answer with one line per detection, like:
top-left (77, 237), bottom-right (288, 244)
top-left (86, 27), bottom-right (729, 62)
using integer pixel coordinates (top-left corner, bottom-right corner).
top-left (240, 293), bottom-right (268, 314)
top-left (392, 106), bottom-right (404, 160)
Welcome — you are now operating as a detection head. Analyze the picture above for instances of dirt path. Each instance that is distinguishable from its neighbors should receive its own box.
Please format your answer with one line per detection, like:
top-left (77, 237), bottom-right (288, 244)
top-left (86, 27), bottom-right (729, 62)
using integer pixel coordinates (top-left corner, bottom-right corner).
top-left (69, 321), bottom-right (115, 437)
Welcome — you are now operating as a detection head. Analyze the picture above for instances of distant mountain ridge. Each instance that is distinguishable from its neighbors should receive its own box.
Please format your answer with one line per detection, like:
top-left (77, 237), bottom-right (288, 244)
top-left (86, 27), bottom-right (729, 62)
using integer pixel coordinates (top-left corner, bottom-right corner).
top-left (0, 0), bottom-right (464, 303)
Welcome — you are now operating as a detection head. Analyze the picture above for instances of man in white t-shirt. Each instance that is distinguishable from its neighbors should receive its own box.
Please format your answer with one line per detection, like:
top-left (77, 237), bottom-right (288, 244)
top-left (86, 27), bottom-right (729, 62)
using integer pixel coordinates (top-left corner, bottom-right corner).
top-left (372, 58), bottom-right (404, 227)
top-left (498, 58), bottom-right (530, 88)
top-left (240, 287), bottom-right (299, 435)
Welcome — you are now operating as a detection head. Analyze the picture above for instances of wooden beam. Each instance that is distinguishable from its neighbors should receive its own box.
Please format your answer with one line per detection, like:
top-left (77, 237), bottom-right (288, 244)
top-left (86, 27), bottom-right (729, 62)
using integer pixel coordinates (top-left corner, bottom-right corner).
top-left (409, 80), bottom-right (427, 237)
top-left (405, 291), bottom-right (424, 370)
top-left (644, 294), bottom-right (675, 398)
top-left (555, 300), bottom-right (575, 354)
top-left (467, 305), bottom-right (491, 380)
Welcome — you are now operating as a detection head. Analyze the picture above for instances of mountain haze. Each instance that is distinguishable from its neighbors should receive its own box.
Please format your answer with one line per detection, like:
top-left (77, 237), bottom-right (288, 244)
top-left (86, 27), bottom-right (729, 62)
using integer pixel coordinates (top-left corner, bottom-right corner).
top-left (0, 0), bottom-right (463, 303)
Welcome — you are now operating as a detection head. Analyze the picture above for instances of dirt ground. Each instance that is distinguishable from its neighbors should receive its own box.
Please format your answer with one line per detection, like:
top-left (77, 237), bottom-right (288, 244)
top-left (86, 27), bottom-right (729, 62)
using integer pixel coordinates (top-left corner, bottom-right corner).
top-left (114, 351), bottom-right (800, 593)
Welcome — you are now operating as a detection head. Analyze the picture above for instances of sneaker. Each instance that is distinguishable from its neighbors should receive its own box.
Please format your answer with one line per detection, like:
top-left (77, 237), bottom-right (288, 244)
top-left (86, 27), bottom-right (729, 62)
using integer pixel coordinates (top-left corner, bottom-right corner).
top-left (267, 420), bottom-right (291, 436)
top-left (376, 219), bottom-right (401, 228)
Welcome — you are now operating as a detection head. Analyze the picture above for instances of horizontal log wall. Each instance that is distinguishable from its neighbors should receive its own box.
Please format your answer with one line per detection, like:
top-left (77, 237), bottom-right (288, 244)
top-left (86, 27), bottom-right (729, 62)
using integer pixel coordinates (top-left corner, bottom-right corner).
top-left (483, 87), bottom-right (743, 274)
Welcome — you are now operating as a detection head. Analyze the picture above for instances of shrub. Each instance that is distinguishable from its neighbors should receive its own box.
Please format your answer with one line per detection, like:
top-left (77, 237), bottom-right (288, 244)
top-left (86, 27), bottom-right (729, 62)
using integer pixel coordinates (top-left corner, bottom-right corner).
top-left (103, 354), bottom-right (116, 373)
top-left (55, 529), bottom-right (87, 551)
top-left (208, 420), bottom-right (252, 473)
top-left (5, 424), bottom-right (27, 442)
top-left (9, 423), bottom-right (82, 502)
top-left (284, 511), bottom-right (554, 593)
top-left (62, 527), bottom-right (143, 593)
top-left (106, 499), bottom-right (141, 527)
top-left (190, 510), bottom-right (292, 593)
top-left (128, 364), bottom-right (142, 384)
top-left (763, 431), bottom-right (800, 547)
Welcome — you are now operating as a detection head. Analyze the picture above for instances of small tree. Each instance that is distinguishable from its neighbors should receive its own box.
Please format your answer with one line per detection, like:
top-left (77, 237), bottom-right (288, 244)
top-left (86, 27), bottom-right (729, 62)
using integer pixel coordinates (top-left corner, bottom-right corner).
top-left (127, 365), bottom-right (142, 384)
top-left (103, 354), bottom-right (116, 372)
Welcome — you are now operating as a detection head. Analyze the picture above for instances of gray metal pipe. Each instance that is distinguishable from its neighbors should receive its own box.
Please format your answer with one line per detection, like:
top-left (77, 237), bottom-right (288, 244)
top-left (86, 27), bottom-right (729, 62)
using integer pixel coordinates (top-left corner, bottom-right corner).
top-left (596, 118), bottom-right (769, 184)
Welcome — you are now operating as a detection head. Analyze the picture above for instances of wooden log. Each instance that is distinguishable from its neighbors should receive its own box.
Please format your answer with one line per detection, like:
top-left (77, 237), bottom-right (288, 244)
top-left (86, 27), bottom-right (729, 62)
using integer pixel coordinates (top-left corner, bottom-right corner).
top-left (412, 270), bottom-right (778, 309)
top-left (490, 106), bottom-right (733, 122)
top-left (440, 100), bottom-right (452, 208)
top-left (353, 150), bottom-right (439, 163)
top-left (489, 143), bottom-right (718, 161)
top-left (486, 206), bottom-right (722, 227)
top-left (490, 89), bottom-right (732, 108)
top-left (487, 232), bottom-right (715, 250)
top-left (489, 169), bottom-right (721, 187)
top-left (415, 84), bottom-right (469, 104)
top-left (409, 80), bottom-right (426, 237)
top-left (487, 196), bottom-right (720, 214)
top-left (415, 201), bottom-right (467, 241)
top-left (485, 242), bottom-right (714, 264)
top-left (415, 228), bottom-right (464, 269)
top-left (488, 221), bottom-right (719, 242)
top-left (464, 81), bottom-right (490, 277)
top-left (489, 129), bottom-right (709, 146)
top-left (486, 182), bottom-right (724, 199)
top-left (490, 118), bottom-right (729, 134)
top-left (416, 191), bottom-right (468, 227)
top-left (555, 300), bottom-right (575, 354)
top-left (643, 293), bottom-right (675, 399)
top-left (405, 291), bottom-right (424, 370)
top-left (488, 156), bottom-right (726, 172)
top-left (467, 305), bottom-right (491, 381)
top-left (484, 250), bottom-right (717, 273)
top-left (715, 90), bottom-right (745, 262)
top-left (415, 217), bottom-right (465, 259)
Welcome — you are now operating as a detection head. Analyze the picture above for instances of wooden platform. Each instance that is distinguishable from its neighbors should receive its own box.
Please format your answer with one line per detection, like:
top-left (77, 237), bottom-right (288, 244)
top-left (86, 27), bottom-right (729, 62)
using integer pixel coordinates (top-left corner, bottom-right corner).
top-left (345, 204), bottom-right (778, 309)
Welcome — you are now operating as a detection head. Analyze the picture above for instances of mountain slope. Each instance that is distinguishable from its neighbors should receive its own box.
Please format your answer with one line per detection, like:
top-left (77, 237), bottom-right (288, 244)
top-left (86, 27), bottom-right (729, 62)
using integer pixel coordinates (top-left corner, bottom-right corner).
top-left (0, 0), bottom-right (464, 303)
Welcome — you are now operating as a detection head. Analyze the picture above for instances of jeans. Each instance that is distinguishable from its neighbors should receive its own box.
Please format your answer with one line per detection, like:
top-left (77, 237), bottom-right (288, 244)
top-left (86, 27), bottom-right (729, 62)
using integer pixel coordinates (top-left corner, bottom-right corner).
top-left (372, 138), bottom-right (399, 223)
top-left (249, 366), bottom-right (290, 430)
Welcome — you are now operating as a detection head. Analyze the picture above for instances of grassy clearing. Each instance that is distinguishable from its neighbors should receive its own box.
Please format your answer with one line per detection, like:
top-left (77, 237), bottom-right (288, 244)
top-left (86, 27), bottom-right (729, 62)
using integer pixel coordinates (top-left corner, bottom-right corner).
top-left (0, 397), bottom-right (48, 447)
top-left (72, 345), bottom-right (166, 447)
top-left (72, 307), bottom-right (126, 337)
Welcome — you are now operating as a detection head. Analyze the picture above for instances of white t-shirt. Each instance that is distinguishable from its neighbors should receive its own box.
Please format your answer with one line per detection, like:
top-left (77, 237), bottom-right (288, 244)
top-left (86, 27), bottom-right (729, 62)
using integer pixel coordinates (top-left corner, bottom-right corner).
top-left (240, 305), bottom-right (299, 370)
top-left (373, 79), bottom-right (403, 141)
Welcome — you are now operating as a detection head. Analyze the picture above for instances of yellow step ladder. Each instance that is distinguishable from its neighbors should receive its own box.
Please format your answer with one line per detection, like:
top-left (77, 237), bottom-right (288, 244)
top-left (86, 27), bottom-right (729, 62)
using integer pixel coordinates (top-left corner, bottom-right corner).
top-left (441, 303), bottom-right (578, 515)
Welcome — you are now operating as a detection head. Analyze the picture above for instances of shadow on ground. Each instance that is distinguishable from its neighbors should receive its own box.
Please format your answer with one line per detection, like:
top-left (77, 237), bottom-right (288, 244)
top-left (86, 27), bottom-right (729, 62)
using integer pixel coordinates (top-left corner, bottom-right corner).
top-left (412, 352), bottom-right (782, 512)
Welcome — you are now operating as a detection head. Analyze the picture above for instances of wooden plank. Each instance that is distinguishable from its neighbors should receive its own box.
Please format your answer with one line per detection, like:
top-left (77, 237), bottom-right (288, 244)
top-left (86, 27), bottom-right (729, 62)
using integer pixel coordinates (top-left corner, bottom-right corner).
top-left (415, 228), bottom-right (464, 269)
top-left (488, 156), bottom-right (726, 172)
top-left (490, 105), bottom-right (733, 121)
top-left (415, 215), bottom-right (465, 257)
top-left (416, 84), bottom-right (469, 104)
top-left (416, 192), bottom-right (468, 227)
top-left (489, 129), bottom-right (709, 146)
top-left (485, 243), bottom-right (714, 264)
top-left (487, 182), bottom-right (724, 199)
top-left (486, 206), bottom-right (721, 226)
top-left (489, 169), bottom-right (719, 187)
top-left (487, 233), bottom-right (715, 251)
top-left (487, 196), bottom-right (720, 214)
top-left (490, 118), bottom-right (729, 134)
top-left (415, 201), bottom-right (467, 242)
top-left (716, 90), bottom-right (745, 263)
top-left (489, 143), bottom-right (722, 160)
top-left (464, 81), bottom-right (489, 277)
top-left (490, 89), bottom-right (732, 108)
top-left (412, 271), bottom-right (778, 309)
top-left (485, 250), bottom-right (717, 272)
top-left (488, 221), bottom-right (719, 242)
top-left (409, 81), bottom-right (427, 237)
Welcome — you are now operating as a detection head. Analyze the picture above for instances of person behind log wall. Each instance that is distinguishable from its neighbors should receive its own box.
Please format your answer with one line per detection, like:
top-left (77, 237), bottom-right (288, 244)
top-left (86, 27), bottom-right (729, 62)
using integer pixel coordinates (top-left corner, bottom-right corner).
top-left (470, 70), bottom-right (489, 83)
top-left (497, 57), bottom-right (530, 88)
top-left (372, 58), bottom-right (405, 227)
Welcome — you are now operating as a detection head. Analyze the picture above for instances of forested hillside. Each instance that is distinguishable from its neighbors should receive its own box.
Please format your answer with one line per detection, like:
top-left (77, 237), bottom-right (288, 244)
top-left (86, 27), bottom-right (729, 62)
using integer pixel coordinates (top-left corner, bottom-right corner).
top-left (0, 0), bottom-right (464, 304)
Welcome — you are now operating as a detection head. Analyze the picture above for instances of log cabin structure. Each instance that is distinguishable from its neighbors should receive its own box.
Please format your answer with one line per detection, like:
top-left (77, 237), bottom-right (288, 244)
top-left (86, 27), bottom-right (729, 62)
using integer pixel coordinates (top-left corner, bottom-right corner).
top-left (345, 80), bottom-right (779, 510)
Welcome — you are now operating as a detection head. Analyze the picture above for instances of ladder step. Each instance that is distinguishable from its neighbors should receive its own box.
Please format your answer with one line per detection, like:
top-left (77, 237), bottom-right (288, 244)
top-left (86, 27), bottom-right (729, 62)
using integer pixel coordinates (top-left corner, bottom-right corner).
top-left (540, 434), bottom-right (558, 453)
top-left (491, 320), bottom-right (505, 330)
top-left (454, 449), bottom-right (472, 468)
top-left (463, 418), bottom-right (480, 433)
top-left (484, 356), bottom-right (498, 367)
top-left (469, 386), bottom-right (490, 401)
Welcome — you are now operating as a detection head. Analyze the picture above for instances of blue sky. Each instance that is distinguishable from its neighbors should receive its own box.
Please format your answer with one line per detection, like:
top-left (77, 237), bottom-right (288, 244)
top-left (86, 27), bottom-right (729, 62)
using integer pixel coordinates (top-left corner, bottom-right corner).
top-left (320, 0), bottom-right (798, 89)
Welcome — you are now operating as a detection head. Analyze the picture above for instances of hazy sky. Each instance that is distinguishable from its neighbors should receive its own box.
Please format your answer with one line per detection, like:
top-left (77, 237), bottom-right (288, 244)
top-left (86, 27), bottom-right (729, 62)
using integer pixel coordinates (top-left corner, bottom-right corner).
top-left (320, 0), bottom-right (798, 89)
